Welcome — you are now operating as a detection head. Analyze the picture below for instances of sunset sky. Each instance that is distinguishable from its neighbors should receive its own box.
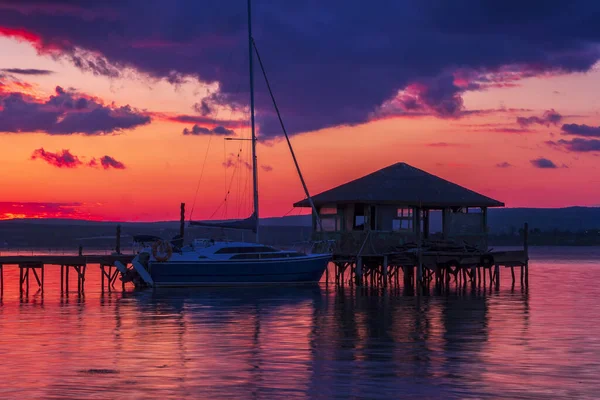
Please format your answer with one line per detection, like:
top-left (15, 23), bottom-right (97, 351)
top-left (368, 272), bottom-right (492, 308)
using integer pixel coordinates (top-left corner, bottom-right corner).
top-left (0, 1), bottom-right (599, 221)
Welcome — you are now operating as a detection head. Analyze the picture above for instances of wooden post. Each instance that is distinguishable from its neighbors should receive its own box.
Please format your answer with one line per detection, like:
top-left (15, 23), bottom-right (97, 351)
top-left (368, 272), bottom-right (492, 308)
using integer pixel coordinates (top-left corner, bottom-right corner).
top-left (0, 264), bottom-right (3, 296)
top-left (101, 264), bottom-right (105, 293)
top-left (78, 245), bottom-right (83, 256)
top-left (116, 225), bottom-right (121, 255)
top-left (382, 256), bottom-right (389, 287)
top-left (494, 264), bottom-right (500, 289)
top-left (511, 266), bottom-right (515, 285)
top-left (180, 203), bottom-right (186, 239)
top-left (355, 257), bottom-right (363, 286)
top-left (416, 207), bottom-right (423, 287)
top-left (523, 222), bottom-right (529, 260)
top-left (66, 265), bottom-right (69, 293)
top-left (471, 265), bottom-right (476, 288)
top-left (523, 222), bottom-right (529, 287)
top-left (325, 263), bottom-right (329, 284)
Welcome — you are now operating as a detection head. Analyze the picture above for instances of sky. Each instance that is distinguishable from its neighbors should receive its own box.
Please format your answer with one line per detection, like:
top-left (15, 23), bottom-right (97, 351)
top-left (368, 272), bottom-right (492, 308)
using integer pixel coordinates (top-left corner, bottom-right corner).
top-left (0, 0), bottom-right (600, 221)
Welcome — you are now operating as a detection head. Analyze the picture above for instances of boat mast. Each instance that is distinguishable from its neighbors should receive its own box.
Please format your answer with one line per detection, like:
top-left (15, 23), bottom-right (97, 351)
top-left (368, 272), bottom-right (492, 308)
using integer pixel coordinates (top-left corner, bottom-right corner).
top-left (247, 0), bottom-right (259, 241)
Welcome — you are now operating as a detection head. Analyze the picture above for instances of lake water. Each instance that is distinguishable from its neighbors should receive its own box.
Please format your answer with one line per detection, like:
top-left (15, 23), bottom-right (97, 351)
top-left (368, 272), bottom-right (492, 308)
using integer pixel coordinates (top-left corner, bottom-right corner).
top-left (0, 247), bottom-right (599, 399)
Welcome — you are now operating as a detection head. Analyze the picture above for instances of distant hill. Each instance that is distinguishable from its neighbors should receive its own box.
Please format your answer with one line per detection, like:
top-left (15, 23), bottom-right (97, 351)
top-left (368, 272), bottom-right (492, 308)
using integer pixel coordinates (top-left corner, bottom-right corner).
top-left (1, 207), bottom-right (599, 249)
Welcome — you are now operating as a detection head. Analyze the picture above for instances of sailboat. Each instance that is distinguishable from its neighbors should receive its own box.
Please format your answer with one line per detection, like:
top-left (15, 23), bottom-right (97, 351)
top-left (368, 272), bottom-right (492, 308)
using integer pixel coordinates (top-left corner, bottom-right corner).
top-left (126, 0), bottom-right (331, 287)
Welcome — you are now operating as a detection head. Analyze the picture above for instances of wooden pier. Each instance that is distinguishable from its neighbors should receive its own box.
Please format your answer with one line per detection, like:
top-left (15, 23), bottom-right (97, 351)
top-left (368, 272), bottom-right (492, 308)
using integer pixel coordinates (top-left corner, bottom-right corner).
top-left (0, 254), bottom-right (134, 296)
top-left (324, 248), bottom-right (529, 291)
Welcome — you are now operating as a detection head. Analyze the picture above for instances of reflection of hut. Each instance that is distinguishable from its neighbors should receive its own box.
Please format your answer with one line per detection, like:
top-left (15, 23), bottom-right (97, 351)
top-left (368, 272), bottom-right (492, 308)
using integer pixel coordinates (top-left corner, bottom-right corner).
top-left (294, 162), bottom-right (504, 256)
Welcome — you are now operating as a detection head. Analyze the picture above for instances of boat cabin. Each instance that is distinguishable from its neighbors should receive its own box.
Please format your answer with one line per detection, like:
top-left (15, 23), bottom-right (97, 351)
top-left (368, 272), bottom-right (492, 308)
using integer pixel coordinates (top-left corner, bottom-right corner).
top-left (294, 163), bottom-right (504, 255)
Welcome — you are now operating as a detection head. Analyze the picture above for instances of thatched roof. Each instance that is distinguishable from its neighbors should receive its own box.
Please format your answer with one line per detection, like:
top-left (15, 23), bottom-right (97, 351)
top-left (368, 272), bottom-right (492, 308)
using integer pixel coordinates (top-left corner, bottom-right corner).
top-left (294, 162), bottom-right (504, 208)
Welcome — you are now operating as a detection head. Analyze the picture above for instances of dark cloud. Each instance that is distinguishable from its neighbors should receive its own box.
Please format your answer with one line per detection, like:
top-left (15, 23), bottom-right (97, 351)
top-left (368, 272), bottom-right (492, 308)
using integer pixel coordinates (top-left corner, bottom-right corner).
top-left (261, 165), bottom-right (273, 172)
top-left (561, 123), bottom-right (600, 137)
top-left (425, 142), bottom-right (469, 148)
top-left (183, 124), bottom-right (235, 136)
top-left (31, 148), bottom-right (82, 168)
top-left (496, 162), bottom-right (513, 168)
top-left (517, 109), bottom-right (562, 127)
top-left (222, 152), bottom-right (251, 170)
top-left (0, 86), bottom-right (150, 134)
top-left (530, 157), bottom-right (558, 169)
top-left (547, 138), bottom-right (600, 152)
top-left (32, 148), bottom-right (127, 170)
top-left (99, 155), bottom-right (126, 169)
top-left (1, 1), bottom-right (600, 136)
top-left (468, 127), bottom-right (533, 133)
top-left (193, 100), bottom-right (212, 116)
top-left (165, 113), bottom-right (244, 129)
top-left (2, 68), bottom-right (54, 75)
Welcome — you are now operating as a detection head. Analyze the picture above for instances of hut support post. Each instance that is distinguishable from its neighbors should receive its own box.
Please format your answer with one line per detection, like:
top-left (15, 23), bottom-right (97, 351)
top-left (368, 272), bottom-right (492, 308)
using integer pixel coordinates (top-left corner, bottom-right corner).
top-left (355, 257), bottom-right (363, 286)
top-left (382, 256), bottom-right (389, 287)
top-left (494, 264), bottom-right (500, 289)
top-left (416, 207), bottom-right (423, 286)
top-left (0, 264), bottom-right (3, 296)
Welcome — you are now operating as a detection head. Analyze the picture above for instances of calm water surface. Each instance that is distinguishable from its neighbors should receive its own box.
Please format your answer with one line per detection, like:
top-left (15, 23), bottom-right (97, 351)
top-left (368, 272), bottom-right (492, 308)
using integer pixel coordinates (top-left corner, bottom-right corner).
top-left (0, 247), bottom-right (599, 399)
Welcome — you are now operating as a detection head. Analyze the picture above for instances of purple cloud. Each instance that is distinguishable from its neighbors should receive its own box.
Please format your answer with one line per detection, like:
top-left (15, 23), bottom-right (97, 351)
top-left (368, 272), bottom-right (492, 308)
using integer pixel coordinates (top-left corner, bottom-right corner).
top-left (561, 123), bottom-right (600, 137)
top-left (496, 162), bottom-right (513, 168)
top-left (32, 148), bottom-right (127, 170)
top-left (99, 155), bottom-right (126, 170)
top-left (183, 124), bottom-right (235, 136)
top-left (530, 158), bottom-right (558, 169)
top-left (425, 142), bottom-right (470, 148)
top-left (517, 109), bottom-right (562, 127)
top-left (547, 138), bottom-right (600, 152)
top-left (261, 165), bottom-right (273, 172)
top-left (222, 152), bottom-right (251, 170)
top-left (0, 86), bottom-right (150, 135)
top-left (1, 1), bottom-right (599, 136)
top-left (2, 68), bottom-right (53, 75)
top-left (31, 148), bottom-right (81, 168)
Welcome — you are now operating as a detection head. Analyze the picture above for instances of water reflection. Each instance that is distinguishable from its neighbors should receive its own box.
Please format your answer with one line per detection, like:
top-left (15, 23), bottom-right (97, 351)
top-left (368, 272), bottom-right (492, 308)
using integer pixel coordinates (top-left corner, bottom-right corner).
top-left (0, 257), bottom-right (598, 399)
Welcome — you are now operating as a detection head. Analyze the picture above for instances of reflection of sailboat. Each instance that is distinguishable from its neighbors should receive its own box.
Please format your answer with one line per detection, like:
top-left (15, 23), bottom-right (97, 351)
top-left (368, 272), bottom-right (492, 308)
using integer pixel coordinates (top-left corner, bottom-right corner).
top-left (147, 284), bottom-right (323, 313)
top-left (130, 0), bottom-right (330, 287)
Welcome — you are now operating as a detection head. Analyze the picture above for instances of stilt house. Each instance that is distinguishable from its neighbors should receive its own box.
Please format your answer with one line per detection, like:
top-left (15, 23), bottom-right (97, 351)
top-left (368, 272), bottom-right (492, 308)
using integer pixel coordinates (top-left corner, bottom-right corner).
top-left (294, 163), bottom-right (504, 256)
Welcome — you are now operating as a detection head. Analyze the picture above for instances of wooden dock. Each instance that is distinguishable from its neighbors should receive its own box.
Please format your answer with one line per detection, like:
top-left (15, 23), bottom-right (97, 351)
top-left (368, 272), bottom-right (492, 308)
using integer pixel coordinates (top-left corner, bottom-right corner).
top-left (0, 254), bottom-right (134, 296)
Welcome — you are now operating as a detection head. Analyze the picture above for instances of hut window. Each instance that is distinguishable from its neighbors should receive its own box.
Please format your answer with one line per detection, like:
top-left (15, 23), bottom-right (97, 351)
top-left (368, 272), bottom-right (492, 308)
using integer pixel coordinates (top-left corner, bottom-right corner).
top-left (392, 207), bottom-right (414, 232)
top-left (317, 204), bottom-right (340, 232)
top-left (319, 205), bottom-right (337, 215)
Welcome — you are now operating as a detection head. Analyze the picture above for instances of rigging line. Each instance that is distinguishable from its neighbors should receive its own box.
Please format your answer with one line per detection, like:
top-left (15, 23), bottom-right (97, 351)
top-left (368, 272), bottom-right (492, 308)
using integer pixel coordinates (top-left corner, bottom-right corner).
top-left (223, 148), bottom-right (243, 211)
top-left (189, 134), bottom-right (214, 221)
top-left (251, 38), bottom-right (323, 231)
top-left (188, 4), bottom-right (244, 222)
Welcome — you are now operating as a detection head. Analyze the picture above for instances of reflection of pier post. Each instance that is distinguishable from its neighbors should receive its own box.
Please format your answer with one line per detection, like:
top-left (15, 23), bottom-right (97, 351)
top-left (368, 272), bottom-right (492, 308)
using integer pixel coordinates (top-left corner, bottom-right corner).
top-left (355, 257), bottom-right (363, 286)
